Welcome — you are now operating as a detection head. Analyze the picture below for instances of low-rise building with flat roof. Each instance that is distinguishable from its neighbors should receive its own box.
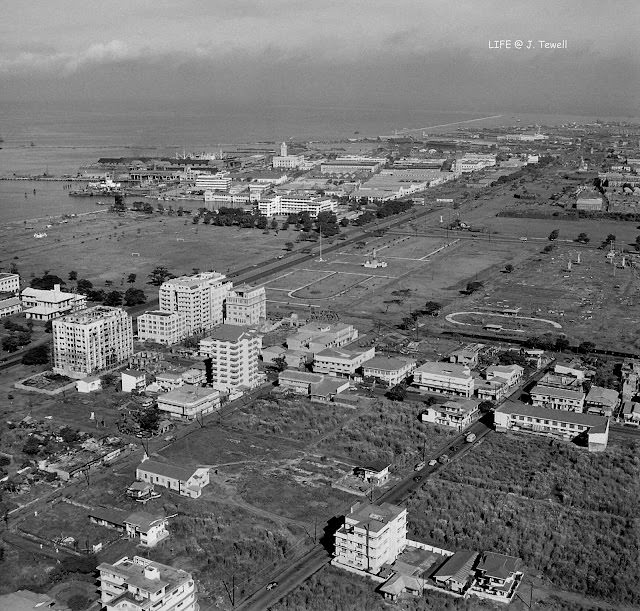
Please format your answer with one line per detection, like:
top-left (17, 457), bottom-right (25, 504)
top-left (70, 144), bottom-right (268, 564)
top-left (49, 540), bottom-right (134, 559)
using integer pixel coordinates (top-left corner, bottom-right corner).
top-left (362, 356), bottom-right (416, 387)
top-left (494, 402), bottom-right (609, 451)
top-left (156, 387), bottom-right (220, 420)
top-left (313, 346), bottom-right (375, 377)
top-left (530, 383), bottom-right (585, 411)
top-left (413, 362), bottom-right (474, 397)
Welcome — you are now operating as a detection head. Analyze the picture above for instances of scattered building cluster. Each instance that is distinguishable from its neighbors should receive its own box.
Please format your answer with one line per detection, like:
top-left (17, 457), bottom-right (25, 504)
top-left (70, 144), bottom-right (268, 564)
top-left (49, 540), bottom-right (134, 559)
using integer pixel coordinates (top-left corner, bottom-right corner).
top-left (333, 501), bottom-right (523, 604)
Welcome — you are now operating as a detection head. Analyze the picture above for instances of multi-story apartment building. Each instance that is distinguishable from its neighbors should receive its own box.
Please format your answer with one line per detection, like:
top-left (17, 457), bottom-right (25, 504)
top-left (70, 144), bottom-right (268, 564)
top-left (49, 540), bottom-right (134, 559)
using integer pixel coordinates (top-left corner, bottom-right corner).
top-left (413, 362), bottom-right (475, 397)
top-left (485, 364), bottom-right (523, 388)
top-left (137, 310), bottom-right (188, 345)
top-left (313, 346), bottom-right (375, 377)
top-left (159, 272), bottom-right (230, 335)
top-left (53, 306), bottom-right (133, 378)
top-left (224, 284), bottom-right (266, 326)
top-left (0, 272), bottom-right (20, 295)
top-left (195, 171), bottom-right (231, 192)
top-left (334, 502), bottom-right (407, 575)
top-left (362, 356), bottom-right (416, 387)
top-left (529, 383), bottom-right (585, 411)
top-left (98, 555), bottom-right (198, 611)
top-left (494, 402), bottom-right (609, 451)
top-left (199, 324), bottom-right (262, 389)
top-left (21, 284), bottom-right (87, 320)
top-left (420, 398), bottom-right (480, 431)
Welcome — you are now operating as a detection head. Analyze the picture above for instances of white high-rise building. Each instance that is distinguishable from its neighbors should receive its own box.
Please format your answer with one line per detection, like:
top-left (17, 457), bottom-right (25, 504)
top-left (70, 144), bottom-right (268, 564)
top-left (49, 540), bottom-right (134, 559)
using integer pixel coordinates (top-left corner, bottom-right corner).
top-left (53, 306), bottom-right (133, 378)
top-left (137, 310), bottom-right (188, 345)
top-left (98, 555), bottom-right (198, 611)
top-left (159, 272), bottom-right (230, 335)
top-left (225, 284), bottom-right (266, 326)
top-left (199, 324), bottom-right (262, 390)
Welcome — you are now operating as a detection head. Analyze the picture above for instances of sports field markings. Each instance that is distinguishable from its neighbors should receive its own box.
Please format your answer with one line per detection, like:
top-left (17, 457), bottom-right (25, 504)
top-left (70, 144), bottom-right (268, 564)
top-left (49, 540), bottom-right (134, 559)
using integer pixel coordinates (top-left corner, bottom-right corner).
top-left (260, 271), bottom-right (295, 286)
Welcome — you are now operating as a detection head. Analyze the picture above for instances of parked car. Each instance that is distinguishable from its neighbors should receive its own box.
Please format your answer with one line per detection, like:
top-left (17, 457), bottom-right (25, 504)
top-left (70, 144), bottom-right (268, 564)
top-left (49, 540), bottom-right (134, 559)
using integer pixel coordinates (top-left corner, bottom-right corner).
top-left (414, 461), bottom-right (425, 471)
top-left (266, 582), bottom-right (278, 591)
top-left (413, 475), bottom-right (423, 482)
top-left (428, 459), bottom-right (437, 466)
top-left (438, 454), bottom-right (449, 464)
top-left (465, 433), bottom-right (477, 443)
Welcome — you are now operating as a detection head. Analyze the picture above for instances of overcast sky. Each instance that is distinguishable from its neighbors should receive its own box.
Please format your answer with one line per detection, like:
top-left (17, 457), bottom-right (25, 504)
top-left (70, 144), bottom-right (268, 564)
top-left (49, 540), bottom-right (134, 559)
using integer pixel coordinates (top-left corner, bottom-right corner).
top-left (1, 0), bottom-right (638, 115)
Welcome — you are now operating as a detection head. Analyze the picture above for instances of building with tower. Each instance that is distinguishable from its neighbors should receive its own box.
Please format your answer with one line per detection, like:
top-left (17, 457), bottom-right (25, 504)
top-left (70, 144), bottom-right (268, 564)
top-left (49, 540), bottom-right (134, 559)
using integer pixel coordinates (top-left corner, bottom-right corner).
top-left (272, 141), bottom-right (305, 169)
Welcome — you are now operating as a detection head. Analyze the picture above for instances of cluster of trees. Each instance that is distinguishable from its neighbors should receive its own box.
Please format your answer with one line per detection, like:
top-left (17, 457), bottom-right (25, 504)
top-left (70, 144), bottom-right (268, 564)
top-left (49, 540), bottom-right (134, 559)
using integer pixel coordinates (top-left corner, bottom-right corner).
top-left (1, 318), bottom-right (33, 353)
top-left (131, 201), bottom-right (189, 216)
top-left (464, 281), bottom-right (484, 295)
top-left (405, 434), bottom-right (640, 605)
top-left (398, 301), bottom-right (442, 331)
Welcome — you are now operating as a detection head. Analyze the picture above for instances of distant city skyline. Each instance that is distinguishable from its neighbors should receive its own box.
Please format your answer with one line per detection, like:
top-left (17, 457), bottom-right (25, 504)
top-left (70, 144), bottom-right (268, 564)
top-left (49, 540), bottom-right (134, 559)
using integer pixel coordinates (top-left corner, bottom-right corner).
top-left (1, 0), bottom-right (639, 116)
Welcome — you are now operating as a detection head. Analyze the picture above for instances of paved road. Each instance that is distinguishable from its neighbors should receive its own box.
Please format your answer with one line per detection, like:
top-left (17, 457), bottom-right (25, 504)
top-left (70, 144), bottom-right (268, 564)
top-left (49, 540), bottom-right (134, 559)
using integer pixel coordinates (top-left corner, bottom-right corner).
top-left (235, 547), bottom-right (332, 611)
top-left (234, 415), bottom-right (494, 611)
top-left (609, 423), bottom-right (640, 439)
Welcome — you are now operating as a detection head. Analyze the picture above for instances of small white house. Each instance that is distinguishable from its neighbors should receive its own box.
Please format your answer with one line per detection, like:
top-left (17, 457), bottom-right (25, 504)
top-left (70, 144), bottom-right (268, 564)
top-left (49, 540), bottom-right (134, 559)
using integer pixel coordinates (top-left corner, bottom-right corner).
top-left (76, 376), bottom-right (102, 394)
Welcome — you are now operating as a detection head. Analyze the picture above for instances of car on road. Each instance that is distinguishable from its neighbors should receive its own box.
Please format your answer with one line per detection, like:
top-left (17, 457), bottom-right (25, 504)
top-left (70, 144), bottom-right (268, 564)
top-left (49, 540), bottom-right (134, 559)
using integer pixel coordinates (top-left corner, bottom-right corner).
top-left (414, 461), bottom-right (425, 471)
top-left (465, 433), bottom-right (477, 443)
top-left (438, 454), bottom-right (449, 464)
top-left (266, 582), bottom-right (278, 591)
top-left (519, 237), bottom-right (528, 241)
top-left (164, 435), bottom-right (176, 442)
top-left (428, 459), bottom-right (437, 466)
top-left (413, 475), bottom-right (423, 482)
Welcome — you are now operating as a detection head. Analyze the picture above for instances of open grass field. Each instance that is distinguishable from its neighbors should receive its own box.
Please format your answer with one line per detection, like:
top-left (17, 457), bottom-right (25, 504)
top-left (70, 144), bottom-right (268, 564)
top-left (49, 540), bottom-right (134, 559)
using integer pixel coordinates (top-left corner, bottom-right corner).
top-left (0, 209), bottom-right (298, 290)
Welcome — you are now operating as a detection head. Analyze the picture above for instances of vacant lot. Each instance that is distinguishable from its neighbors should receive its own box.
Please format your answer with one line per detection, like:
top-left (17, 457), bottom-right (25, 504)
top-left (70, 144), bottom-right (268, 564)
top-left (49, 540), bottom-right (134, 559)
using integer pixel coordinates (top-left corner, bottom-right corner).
top-left (406, 432), bottom-right (640, 607)
top-left (317, 400), bottom-right (456, 468)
